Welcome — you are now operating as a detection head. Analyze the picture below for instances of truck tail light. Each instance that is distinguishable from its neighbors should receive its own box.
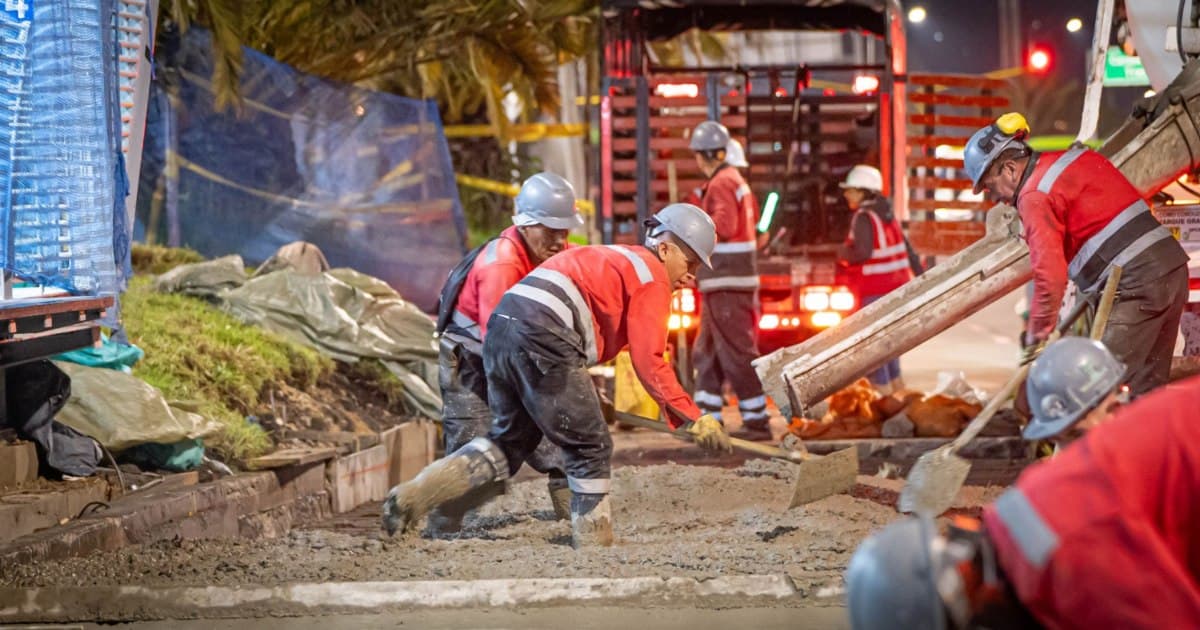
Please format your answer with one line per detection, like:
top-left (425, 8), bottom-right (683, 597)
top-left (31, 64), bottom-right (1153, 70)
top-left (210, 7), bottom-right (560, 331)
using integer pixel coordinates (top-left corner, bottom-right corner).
top-left (830, 288), bottom-right (856, 311)
top-left (801, 287), bottom-right (831, 311)
top-left (672, 288), bottom-right (697, 314)
top-left (811, 311), bottom-right (842, 328)
top-left (668, 313), bottom-right (694, 331)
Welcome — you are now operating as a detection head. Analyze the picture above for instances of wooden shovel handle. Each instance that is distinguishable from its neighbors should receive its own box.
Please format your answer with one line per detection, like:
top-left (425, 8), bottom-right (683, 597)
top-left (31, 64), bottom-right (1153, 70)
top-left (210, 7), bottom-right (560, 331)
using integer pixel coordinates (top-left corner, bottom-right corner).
top-left (1090, 265), bottom-right (1123, 341)
top-left (613, 411), bottom-right (803, 461)
top-left (949, 290), bottom-right (1098, 451)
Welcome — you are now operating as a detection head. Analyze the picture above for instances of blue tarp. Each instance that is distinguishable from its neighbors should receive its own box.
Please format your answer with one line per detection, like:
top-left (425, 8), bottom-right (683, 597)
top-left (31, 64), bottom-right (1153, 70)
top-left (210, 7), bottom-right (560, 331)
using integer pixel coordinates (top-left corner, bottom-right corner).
top-left (1, 0), bottom-right (123, 301)
top-left (136, 29), bottom-right (468, 312)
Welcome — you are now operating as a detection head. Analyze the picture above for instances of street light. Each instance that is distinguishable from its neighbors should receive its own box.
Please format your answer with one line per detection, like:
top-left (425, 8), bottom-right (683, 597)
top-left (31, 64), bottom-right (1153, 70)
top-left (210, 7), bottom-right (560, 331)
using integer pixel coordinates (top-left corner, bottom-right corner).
top-left (1066, 17), bottom-right (1083, 33)
top-left (908, 6), bottom-right (927, 24)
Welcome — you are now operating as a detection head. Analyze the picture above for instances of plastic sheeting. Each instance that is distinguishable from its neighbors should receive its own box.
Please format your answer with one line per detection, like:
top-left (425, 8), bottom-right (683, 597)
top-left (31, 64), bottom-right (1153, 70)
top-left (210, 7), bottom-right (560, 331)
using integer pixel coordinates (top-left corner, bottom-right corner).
top-left (136, 29), bottom-right (468, 312)
top-left (156, 251), bottom-right (442, 420)
top-left (53, 361), bottom-right (221, 452)
top-left (0, 0), bottom-right (123, 300)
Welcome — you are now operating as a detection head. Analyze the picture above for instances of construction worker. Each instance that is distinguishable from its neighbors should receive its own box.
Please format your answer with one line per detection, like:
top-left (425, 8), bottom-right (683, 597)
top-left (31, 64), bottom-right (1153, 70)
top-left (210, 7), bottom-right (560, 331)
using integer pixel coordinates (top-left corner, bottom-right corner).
top-left (965, 112), bottom-right (1189, 396)
top-left (846, 374), bottom-right (1200, 629)
top-left (836, 164), bottom-right (922, 393)
top-left (430, 171), bottom-right (582, 534)
top-left (688, 120), bottom-right (770, 440)
top-left (1022, 335), bottom-right (1129, 444)
top-left (385, 203), bottom-right (732, 548)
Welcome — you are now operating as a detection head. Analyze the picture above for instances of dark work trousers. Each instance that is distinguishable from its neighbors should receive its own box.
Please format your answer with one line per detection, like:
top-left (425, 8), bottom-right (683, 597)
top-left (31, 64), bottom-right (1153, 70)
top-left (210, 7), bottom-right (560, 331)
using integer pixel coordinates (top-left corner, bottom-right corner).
top-left (693, 290), bottom-right (768, 426)
top-left (1095, 262), bottom-right (1188, 396)
top-left (483, 312), bottom-right (613, 494)
top-left (439, 333), bottom-right (564, 474)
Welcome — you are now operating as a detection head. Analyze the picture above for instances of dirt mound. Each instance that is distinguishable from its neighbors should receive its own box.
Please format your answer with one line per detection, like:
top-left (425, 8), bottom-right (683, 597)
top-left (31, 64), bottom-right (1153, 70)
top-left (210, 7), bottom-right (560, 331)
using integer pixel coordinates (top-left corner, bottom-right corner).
top-left (0, 464), bottom-right (900, 594)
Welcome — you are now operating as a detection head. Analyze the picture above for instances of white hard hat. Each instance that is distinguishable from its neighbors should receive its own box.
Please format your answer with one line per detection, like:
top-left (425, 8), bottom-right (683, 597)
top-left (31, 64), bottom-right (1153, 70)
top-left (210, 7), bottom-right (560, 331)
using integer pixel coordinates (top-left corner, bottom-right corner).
top-left (839, 165), bottom-right (884, 192)
top-left (725, 139), bottom-right (749, 168)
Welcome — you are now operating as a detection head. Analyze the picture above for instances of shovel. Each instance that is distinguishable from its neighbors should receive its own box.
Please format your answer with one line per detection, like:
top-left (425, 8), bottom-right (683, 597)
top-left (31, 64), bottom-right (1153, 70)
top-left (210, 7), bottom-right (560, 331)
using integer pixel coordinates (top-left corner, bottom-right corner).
top-left (614, 411), bottom-right (859, 508)
top-left (899, 266), bottom-right (1122, 516)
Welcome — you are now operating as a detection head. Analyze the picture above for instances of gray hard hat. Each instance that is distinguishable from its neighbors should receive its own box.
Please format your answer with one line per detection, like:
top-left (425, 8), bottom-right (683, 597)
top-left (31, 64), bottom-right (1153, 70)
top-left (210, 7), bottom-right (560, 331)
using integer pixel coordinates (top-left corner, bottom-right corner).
top-left (513, 172), bottom-right (584, 230)
top-left (645, 203), bottom-right (717, 268)
top-left (963, 112), bottom-right (1031, 194)
top-left (689, 120), bottom-right (731, 152)
top-left (846, 516), bottom-right (967, 630)
top-left (1023, 336), bottom-right (1126, 441)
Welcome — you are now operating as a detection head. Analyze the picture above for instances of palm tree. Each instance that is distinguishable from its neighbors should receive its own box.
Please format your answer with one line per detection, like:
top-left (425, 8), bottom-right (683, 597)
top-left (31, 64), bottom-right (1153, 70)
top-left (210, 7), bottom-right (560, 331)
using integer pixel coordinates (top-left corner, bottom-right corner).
top-left (164, 0), bottom-right (598, 129)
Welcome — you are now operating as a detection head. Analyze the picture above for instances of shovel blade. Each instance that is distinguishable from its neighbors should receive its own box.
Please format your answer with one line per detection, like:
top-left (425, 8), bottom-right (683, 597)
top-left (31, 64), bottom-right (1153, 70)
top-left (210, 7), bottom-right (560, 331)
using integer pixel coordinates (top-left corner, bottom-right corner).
top-left (899, 446), bottom-right (971, 516)
top-left (788, 447), bottom-right (859, 509)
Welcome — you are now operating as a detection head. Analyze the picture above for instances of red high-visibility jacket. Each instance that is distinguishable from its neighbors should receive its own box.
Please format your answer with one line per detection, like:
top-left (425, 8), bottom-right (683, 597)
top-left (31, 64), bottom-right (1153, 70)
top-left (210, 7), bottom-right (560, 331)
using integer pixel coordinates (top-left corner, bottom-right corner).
top-left (981, 377), bottom-right (1200, 629)
top-left (697, 165), bottom-right (760, 292)
top-left (455, 226), bottom-right (536, 340)
top-left (510, 244), bottom-right (703, 428)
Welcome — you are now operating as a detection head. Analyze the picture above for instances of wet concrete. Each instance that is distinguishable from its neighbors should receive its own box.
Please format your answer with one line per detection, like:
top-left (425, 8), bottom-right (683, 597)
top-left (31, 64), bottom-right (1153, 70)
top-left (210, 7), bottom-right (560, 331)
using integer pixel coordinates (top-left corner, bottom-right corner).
top-left (84, 605), bottom-right (850, 629)
top-left (0, 462), bottom-right (899, 597)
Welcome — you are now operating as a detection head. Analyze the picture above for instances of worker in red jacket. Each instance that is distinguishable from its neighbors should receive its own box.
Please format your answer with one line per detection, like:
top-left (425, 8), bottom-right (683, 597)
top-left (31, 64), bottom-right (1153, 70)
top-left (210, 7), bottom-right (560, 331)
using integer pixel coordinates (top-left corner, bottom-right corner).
top-left (385, 203), bottom-right (732, 548)
top-left (846, 374), bottom-right (1200, 630)
top-left (688, 120), bottom-right (770, 440)
top-left (836, 164), bottom-right (922, 393)
top-left (430, 171), bottom-right (582, 534)
top-left (965, 112), bottom-right (1189, 396)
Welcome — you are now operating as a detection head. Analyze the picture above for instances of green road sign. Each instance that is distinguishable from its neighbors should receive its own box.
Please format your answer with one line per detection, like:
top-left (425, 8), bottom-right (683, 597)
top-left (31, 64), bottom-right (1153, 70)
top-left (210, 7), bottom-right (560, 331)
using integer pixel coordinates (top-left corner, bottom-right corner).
top-left (1103, 46), bottom-right (1150, 87)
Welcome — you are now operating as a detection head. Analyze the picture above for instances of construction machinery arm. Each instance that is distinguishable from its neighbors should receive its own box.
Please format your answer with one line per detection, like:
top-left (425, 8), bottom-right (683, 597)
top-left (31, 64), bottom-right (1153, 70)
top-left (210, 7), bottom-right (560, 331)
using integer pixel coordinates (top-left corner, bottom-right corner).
top-left (755, 59), bottom-right (1200, 418)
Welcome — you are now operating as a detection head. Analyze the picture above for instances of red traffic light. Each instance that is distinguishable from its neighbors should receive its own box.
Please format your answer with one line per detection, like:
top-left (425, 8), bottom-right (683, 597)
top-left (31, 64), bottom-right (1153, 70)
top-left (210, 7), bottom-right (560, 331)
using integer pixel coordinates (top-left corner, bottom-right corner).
top-left (1027, 46), bottom-right (1052, 73)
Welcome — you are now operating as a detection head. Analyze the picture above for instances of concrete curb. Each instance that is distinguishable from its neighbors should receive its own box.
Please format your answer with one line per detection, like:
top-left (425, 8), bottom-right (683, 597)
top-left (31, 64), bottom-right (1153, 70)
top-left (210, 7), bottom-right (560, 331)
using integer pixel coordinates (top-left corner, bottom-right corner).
top-left (0, 575), bottom-right (801, 622)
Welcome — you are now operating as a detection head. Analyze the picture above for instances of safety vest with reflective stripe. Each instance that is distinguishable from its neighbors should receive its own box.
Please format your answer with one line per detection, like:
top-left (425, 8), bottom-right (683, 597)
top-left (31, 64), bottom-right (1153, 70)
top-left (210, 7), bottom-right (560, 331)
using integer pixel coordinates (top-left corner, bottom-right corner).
top-left (497, 244), bottom-right (704, 428)
top-left (843, 209), bottom-right (913, 296)
top-left (697, 166), bottom-right (760, 293)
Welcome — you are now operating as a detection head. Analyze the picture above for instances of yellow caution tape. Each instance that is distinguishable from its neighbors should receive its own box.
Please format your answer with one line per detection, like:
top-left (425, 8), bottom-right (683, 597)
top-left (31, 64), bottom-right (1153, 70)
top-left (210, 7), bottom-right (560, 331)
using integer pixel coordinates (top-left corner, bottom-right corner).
top-left (455, 173), bottom-right (595, 216)
top-left (442, 122), bottom-right (588, 141)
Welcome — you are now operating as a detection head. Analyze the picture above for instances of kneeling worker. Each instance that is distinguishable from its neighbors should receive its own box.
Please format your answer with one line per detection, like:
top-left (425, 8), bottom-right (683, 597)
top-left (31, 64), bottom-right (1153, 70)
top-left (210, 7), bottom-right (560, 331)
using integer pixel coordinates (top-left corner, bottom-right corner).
top-left (385, 203), bottom-right (732, 548)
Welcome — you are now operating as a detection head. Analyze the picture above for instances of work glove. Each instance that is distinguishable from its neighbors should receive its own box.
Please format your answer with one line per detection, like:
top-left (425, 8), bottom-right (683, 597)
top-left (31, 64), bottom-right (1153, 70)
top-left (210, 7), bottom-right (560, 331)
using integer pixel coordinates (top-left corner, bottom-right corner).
top-left (1019, 338), bottom-right (1046, 366)
top-left (685, 414), bottom-right (733, 453)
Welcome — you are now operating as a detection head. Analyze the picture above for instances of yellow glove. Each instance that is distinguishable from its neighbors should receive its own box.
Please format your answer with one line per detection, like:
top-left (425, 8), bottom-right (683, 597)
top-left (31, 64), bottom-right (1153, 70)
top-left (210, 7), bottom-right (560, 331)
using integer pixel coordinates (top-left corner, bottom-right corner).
top-left (686, 414), bottom-right (732, 453)
top-left (996, 112), bottom-right (1030, 138)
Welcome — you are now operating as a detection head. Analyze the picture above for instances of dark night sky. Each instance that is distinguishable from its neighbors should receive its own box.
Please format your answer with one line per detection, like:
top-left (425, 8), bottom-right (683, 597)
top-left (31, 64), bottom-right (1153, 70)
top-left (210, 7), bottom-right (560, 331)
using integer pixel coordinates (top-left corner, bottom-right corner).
top-left (905, 0), bottom-right (1100, 77)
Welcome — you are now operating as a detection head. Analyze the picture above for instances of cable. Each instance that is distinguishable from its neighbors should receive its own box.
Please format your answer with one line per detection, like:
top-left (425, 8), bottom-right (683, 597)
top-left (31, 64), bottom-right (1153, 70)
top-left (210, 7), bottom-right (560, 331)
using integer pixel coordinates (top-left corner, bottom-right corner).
top-left (1180, 0), bottom-right (1190, 64)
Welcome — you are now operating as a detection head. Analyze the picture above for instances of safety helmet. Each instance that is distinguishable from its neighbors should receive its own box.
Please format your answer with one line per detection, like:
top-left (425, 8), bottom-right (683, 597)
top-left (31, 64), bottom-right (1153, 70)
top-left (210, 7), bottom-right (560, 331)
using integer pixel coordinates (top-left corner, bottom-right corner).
top-left (644, 203), bottom-right (717, 268)
top-left (839, 165), bottom-right (884, 192)
top-left (964, 112), bottom-right (1031, 194)
top-left (513, 172), bottom-right (584, 230)
top-left (689, 120), bottom-right (731, 152)
top-left (725, 138), bottom-right (749, 168)
top-left (1023, 336), bottom-right (1127, 441)
top-left (846, 516), bottom-right (973, 630)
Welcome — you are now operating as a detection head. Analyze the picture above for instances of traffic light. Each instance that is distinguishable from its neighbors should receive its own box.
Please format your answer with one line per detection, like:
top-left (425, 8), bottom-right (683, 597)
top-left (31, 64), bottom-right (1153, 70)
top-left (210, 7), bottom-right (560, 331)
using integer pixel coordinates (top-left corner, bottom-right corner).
top-left (1027, 45), bottom-right (1052, 74)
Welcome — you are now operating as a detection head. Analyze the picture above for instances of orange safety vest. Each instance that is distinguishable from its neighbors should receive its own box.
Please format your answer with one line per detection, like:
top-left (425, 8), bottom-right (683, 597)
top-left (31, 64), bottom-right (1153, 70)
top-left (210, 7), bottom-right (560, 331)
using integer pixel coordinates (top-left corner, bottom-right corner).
top-left (843, 209), bottom-right (913, 297)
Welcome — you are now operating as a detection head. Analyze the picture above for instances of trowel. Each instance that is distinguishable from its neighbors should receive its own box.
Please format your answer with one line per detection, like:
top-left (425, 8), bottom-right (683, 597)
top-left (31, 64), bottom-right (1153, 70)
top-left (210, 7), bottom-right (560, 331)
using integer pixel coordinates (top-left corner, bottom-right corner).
top-left (899, 266), bottom-right (1122, 516)
top-left (613, 411), bottom-right (859, 508)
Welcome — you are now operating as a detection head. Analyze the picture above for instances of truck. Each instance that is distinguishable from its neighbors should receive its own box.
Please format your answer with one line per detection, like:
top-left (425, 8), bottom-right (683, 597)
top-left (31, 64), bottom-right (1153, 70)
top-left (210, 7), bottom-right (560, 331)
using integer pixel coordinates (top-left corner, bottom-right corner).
top-left (596, 0), bottom-right (1007, 393)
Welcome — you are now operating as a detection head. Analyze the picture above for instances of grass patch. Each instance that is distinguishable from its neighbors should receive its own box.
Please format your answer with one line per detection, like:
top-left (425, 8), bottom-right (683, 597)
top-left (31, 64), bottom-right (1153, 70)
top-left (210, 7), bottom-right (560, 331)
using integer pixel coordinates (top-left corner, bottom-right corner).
top-left (131, 244), bottom-right (206, 275)
top-left (341, 358), bottom-right (408, 408)
top-left (122, 275), bottom-right (334, 462)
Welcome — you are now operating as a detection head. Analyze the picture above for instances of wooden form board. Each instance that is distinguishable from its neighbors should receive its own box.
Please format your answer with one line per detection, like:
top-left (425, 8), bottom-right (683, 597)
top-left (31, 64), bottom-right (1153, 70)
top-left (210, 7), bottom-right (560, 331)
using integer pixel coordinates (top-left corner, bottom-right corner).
top-left (329, 444), bottom-right (390, 514)
top-left (381, 420), bottom-right (438, 488)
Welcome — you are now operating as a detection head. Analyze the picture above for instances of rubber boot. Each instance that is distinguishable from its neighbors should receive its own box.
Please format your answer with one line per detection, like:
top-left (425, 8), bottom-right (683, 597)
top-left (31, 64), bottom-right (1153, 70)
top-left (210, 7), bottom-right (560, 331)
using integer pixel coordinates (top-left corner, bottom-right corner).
top-left (425, 479), bottom-right (506, 536)
top-left (570, 492), bottom-right (614, 548)
top-left (382, 437), bottom-right (508, 536)
top-left (548, 474), bottom-right (572, 521)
